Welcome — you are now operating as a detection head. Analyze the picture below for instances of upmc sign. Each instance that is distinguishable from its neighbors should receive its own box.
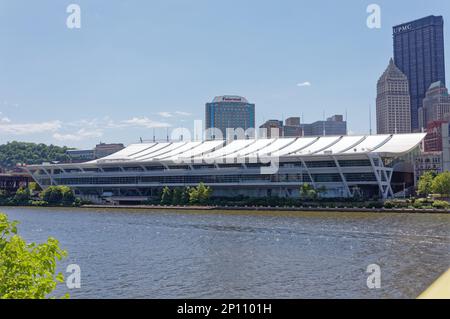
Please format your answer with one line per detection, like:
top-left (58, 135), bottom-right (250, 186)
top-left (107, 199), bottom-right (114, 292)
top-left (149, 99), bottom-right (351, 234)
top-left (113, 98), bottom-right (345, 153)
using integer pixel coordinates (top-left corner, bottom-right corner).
top-left (393, 24), bottom-right (412, 34)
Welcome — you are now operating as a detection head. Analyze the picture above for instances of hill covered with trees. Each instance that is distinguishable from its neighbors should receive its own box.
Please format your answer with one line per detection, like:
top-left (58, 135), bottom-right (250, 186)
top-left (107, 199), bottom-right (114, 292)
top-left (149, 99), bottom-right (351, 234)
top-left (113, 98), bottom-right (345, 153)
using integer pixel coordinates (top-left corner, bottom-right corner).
top-left (0, 141), bottom-right (71, 168)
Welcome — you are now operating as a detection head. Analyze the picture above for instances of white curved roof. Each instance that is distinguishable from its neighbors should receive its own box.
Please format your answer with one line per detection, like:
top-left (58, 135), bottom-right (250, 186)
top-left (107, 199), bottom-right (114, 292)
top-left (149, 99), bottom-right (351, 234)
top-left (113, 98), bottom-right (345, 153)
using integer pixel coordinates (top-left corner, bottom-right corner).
top-left (89, 133), bottom-right (426, 165)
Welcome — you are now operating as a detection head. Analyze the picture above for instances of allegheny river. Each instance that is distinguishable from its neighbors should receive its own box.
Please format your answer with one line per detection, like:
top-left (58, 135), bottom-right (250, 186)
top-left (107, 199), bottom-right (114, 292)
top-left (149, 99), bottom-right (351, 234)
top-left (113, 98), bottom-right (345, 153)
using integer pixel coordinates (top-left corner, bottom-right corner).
top-left (1, 207), bottom-right (449, 299)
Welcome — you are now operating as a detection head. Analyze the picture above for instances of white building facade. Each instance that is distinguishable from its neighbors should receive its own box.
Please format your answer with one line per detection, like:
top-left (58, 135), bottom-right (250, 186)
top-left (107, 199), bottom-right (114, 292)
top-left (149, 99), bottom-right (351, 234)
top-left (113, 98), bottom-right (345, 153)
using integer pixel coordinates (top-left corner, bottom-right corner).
top-left (26, 134), bottom-right (426, 204)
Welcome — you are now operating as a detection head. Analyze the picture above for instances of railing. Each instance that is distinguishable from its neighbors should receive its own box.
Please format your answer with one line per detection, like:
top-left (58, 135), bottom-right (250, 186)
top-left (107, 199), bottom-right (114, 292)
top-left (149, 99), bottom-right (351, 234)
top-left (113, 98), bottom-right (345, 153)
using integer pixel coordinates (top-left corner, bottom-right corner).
top-left (418, 268), bottom-right (450, 299)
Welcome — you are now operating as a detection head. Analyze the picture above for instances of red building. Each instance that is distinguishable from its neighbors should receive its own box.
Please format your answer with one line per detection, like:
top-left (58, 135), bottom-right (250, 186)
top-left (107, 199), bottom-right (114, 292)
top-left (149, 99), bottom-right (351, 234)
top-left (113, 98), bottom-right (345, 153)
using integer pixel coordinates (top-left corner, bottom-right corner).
top-left (424, 120), bottom-right (449, 152)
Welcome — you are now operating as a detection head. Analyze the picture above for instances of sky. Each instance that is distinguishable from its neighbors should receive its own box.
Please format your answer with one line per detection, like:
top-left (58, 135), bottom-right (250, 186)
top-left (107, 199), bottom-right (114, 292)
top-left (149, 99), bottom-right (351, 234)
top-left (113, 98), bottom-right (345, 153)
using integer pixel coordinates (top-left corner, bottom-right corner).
top-left (0, 0), bottom-right (449, 149)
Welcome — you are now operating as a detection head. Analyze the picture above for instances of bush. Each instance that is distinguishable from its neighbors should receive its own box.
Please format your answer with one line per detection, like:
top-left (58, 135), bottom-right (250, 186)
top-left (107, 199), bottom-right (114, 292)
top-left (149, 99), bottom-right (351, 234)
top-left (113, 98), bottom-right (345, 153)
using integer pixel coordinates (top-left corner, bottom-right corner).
top-left (0, 213), bottom-right (68, 299)
top-left (40, 186), bottom-right (76, 206)
top-left (432, 200), bottom-right (450, 209)
top-left (30, 200), bottom-right (49, 207)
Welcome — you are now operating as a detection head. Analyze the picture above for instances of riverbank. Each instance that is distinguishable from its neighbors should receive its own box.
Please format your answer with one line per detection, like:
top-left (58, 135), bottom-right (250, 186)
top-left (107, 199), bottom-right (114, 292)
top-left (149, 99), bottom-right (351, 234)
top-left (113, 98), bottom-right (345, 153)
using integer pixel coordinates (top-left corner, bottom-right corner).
top-left (81, 204), bottom-right (450, 214)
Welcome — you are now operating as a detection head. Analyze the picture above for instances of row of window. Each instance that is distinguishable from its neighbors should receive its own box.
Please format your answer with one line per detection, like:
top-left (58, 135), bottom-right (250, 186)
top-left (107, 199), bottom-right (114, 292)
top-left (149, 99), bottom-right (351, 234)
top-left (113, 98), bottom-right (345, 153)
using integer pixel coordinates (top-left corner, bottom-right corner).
top-left (48, 160), bottom-right (375, 175)
top-left (47, 172), bottom-right (378, 186)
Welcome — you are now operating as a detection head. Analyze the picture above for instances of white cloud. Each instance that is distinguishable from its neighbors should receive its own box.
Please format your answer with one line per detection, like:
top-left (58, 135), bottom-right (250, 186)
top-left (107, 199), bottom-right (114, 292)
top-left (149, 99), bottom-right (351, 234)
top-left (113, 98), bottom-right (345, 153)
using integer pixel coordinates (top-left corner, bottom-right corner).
top-left (174, 111), bottom-right (191, 116)
top-left (297, 81), bottom-right (311, 87)
top-left (157, 112), bottom-right (173, 118)
top-left (0, 112), bottom-right (11, 123)
top-left (53, 128), bottom-right (103, 142)
top-left (157, 111), bottom-right (191, 118)
top-left (0, 120), bottom-right (62, 135)
top-left (121, 117), bottom-right (171, 128)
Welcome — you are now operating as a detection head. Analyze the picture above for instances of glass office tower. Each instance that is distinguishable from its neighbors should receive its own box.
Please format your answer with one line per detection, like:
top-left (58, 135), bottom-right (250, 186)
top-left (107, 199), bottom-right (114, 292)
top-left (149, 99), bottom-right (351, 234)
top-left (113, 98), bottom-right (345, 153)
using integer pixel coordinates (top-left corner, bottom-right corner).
top-left (393, 15), bottom-right (446, 131)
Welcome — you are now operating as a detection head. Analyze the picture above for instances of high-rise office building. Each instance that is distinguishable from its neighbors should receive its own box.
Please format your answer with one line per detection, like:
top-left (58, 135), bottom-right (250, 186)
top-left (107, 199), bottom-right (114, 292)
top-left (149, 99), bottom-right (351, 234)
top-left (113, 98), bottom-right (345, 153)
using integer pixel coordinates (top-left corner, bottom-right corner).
top-left (376, 59), bottom-right (412, 134)
top-left (259, 117), bottom-right (303, 138)
top-left (284, 117), bottom-right (303, 137)
top-left (301, 115), bottom-right (347, 136)
top-left (393, 15), bottom-right (446, 131)
top-left (418, 81), bottom-right (450, 130)
top-left (259, 120), bottom-right (283, 138)
top-left (205, 96), bottom-right (255, 140)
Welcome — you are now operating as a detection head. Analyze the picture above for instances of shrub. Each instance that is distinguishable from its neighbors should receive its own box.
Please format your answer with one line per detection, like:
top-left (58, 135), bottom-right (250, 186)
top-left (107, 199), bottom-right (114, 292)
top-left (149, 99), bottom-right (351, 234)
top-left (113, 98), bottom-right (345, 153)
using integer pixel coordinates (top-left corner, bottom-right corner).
top-left (0, 213), bottom-right (67, 299)
top-left (432, 200), bottom-right (450, 209)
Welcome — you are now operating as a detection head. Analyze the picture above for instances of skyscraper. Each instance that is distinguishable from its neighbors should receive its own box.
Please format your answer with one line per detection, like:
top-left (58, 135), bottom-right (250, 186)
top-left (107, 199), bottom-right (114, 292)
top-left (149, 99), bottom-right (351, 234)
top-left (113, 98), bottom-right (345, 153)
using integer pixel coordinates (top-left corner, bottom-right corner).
top-left (393, 15), bottom-right (446, 131)
top-left (418, 81), bottom-right (450, 130)
top-left (259, 120), bottom-right (283, 138)
top-left (205, 96), bottom-right (255, 140)
top-left (301, 115), bottom-right (347, 136)
top-left (376, 59), bottom-right (411, 134)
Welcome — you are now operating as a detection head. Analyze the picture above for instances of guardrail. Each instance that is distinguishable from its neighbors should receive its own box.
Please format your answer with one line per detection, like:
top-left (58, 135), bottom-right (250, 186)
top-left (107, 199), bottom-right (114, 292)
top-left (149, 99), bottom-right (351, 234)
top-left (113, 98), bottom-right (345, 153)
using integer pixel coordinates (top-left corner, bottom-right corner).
top-left (418, 268), bottom-right (450, 299)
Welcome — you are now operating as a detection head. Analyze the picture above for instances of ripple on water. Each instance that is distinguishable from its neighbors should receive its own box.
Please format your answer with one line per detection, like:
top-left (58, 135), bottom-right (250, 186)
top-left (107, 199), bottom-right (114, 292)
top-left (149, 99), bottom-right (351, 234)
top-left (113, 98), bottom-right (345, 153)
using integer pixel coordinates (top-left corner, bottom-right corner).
top-left (0, 207), bottom-right (449, 299)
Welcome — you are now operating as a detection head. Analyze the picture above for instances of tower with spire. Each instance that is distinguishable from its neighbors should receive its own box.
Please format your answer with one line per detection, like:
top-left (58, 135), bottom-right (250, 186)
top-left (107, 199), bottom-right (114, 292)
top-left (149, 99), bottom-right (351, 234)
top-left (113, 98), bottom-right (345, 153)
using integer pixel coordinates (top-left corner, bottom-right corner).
top-left (376, 58), bottom-right (412, 134)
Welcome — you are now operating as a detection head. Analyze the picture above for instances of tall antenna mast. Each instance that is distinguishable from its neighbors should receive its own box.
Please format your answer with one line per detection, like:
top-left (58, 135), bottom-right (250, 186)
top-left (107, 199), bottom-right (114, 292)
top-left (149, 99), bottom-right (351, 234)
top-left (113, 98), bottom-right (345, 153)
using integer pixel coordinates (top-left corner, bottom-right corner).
top-left (345, 109), bottom-right (348, 135)
top-left (323, 110), bottom-right (326, 136)
top-left (369, 105), bottom-right (373, 135)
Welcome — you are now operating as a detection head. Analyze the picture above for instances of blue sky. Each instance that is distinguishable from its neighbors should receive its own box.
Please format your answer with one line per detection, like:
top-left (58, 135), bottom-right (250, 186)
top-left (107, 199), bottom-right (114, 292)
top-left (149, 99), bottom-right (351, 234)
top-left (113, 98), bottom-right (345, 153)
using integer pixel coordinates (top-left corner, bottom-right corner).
top-left (0, 0), bottom-right (449, 148)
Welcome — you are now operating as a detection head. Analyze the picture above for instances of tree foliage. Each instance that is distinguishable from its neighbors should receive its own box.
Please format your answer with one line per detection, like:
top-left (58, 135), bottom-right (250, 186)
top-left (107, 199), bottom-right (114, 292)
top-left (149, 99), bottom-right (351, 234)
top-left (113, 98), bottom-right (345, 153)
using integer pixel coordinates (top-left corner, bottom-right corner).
top-left (0, 213), bottom-right (67, 299)
top-left (300, 183), bottom-right (318, 200)
top-left (431, 171), bottom-right (450, 197)
top-left (418, 171), bottom-right (435, 197)
top-left (188, 183), bottom-right (213, 205)
top-left (0, 141), bottom-right (71, 169)
top-left (160, 187), bottom-right (172, 205)
top-left (158, 184), bottom-right (212, 206)
top-left (40, 186), bottom-right (76, 206)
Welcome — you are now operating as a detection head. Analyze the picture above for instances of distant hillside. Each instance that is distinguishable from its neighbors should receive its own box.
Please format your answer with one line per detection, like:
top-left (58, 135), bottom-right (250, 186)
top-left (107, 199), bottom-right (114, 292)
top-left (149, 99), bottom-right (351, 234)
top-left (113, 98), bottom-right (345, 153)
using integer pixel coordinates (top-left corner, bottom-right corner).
top-left (0, 141), bottom-right (71, 168)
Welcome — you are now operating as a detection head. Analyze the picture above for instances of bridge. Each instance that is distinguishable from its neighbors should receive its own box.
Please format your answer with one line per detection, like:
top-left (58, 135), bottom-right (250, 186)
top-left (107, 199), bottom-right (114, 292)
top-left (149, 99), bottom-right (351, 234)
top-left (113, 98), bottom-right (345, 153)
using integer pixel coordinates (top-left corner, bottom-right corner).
top-left (0, 173), bottom-right (32, 193)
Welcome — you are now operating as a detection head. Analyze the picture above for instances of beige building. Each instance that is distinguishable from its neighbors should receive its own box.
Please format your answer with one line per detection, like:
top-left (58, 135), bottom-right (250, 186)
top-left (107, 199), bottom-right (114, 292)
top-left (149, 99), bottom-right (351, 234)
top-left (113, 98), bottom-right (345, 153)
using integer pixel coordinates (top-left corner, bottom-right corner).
top-left (376, 59), bottom-right (412, 134)
top-left (418, 81), bottom-right (450, 130)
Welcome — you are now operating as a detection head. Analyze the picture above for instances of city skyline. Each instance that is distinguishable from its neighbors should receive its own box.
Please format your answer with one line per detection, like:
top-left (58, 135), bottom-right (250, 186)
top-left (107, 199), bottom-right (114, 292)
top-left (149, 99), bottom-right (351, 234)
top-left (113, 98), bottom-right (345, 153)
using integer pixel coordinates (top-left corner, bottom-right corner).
top-left (393, 15), bottom-right (446, 131)
top-left (1, 1), bottom-right (449, 148)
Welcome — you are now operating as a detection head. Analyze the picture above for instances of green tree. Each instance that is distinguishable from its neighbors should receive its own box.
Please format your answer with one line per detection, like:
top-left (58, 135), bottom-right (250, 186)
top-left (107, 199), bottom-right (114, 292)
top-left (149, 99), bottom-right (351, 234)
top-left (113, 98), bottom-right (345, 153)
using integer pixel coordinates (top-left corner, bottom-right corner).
top-left (13, 187), bottom-right (30, 205)
top-left (300, 183), bottom-right (317, 200)
top-left (60, 186), bottom-right (75, 205)
top-left (432, 171), bottom-right (450, 197)
top-left (160, 187), bottom-right (172, 205)
top-left (0, 213), bottom-right (67, 299)
top-left (172, 188), bottom-right (183, 205)
top-left (189, 183), bottom-right (212, 205)
top-left (181, 187), bottom-right (190, 205)
top-left (28, 182), bottom-right (40, 193)
top-left (0, 141), bottom-right (71, 169)
top-left (0, 190), bottom-right (9, 205)
top-left (188, 187), bottom-right (199, 205)
top-left (418, 171), bottom-right (435, 197)
top-left (40, 186), bottom-right (76, 206)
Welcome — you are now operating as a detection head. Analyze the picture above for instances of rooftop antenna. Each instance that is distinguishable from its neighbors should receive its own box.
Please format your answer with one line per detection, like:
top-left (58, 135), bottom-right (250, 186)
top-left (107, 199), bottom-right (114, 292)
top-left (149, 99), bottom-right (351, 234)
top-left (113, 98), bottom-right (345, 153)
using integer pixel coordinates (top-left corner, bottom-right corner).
top-left (301, 112), bottom-right (304, 137)
top-left (345, 109), bottom-right (348, 135)
top-left (369, 105), bottom-right (373, 135)
top-left (166, 128), bottom-right (169, 142)
top-left (323, 110), bottom-right (326, 136)
top-left (153, 128), bottom-right (156, 142)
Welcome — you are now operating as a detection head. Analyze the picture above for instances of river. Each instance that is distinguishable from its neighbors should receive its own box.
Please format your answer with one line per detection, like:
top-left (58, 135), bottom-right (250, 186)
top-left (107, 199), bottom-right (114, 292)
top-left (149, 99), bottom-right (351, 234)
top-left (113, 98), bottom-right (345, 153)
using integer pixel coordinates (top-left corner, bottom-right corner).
top-left (1, 207), bottom-right (449, 299)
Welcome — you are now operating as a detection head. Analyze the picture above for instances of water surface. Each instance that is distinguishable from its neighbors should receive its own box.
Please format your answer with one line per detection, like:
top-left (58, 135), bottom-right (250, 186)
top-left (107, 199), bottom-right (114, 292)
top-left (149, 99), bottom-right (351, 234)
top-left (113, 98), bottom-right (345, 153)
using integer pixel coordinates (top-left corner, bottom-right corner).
top-left (1, 207), bottom-right (449, 299)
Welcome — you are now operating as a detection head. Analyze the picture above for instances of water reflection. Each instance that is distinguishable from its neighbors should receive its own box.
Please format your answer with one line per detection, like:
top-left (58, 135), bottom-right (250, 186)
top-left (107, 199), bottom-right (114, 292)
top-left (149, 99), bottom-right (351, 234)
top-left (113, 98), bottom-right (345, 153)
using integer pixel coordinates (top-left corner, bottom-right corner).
top-left (1, 207), bottom-right (449, 299)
